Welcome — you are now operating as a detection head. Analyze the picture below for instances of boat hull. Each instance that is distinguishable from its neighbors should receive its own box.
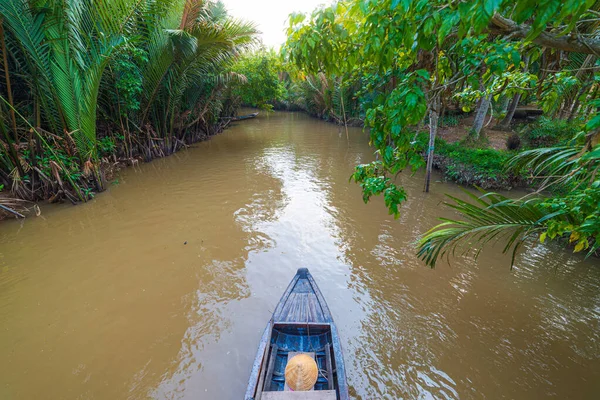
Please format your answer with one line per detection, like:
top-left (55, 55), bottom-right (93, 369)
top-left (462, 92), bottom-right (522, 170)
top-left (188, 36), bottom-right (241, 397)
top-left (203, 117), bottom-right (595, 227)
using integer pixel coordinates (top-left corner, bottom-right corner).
top-left (232, 112), bottom-right (259, 121)
top-left (245, 268), bottom-right (349, 400)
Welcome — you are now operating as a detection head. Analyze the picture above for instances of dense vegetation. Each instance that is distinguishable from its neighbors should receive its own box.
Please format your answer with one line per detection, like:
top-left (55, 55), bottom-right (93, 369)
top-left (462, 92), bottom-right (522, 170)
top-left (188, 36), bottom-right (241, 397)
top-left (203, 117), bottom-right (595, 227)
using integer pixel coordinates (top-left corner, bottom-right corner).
top-left (230, 50), bottom-right (363, 124)
top-left (280, 0), bottom-right (600, 264)
top-left (230, 50), bottom-right (285, 110)
top-left (0, 0), bottom-right (256, 207)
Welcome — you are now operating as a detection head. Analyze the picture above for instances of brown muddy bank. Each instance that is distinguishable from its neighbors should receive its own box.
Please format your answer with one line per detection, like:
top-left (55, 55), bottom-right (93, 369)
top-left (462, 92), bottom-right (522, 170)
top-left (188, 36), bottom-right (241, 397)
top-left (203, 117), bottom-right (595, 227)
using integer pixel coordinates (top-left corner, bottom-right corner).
top-left (0, 115), bottom-right (238, 220)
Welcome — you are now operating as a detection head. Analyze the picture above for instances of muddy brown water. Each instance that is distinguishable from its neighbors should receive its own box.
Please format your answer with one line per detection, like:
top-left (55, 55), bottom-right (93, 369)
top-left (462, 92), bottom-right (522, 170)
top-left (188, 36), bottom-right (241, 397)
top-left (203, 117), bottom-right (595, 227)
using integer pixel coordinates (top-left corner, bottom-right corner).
top-left (1, 111), bottom-right (599, 399)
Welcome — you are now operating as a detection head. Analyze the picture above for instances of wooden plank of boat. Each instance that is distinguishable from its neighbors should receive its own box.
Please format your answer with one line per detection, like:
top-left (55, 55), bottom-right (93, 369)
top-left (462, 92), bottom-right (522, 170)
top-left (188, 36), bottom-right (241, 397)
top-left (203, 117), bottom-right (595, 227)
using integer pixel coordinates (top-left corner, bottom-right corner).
top-left (232, 112), bottom-right (259, 121)
top-left (245, 268), bottom-right (349, 400)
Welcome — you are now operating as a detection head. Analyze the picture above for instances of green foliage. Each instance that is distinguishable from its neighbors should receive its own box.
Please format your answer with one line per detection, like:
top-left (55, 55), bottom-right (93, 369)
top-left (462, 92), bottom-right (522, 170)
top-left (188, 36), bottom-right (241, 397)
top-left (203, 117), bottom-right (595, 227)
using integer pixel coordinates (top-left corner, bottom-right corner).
top-left (420, 127), bottom-right (600, 266)
top-left (350, 71), bottom-right (430, 206)
top-left (287, 72), bottom-right (363, 121)
top-left (350, 161), bottom-right (407, 218)
top-left (0, 0), bottom-right (133, 162)
top-left (112, 46), bottom-right (148, 117)
top-left (23, 147), bottom-right (85, 187)
top-left (417, 189), bottom-right (549, 267)
top-left (440, 143), bottom-right (510, 177)
top-left (231, 50), bottom-right (285, 109)
top-left (521, 117), bottom-right (581, 148)
top-left (285, 0), bottom-right (599, 211)
top-left (285, 0), bottom-right (600, 267)
top-left (284, 3), bottom-right (357, 76)
top-left (538, 72), bottom-right (579, 115)
top-left (455, 69), bottom-right (537, 113)
top-left (98, 137), bottom-right (116, 157)
top-left (414, 134), bottom-right (521, 188)
top-left (419, 122), bottom-right (600, 267)
top-left (540, 181), bottom-right (600, 254)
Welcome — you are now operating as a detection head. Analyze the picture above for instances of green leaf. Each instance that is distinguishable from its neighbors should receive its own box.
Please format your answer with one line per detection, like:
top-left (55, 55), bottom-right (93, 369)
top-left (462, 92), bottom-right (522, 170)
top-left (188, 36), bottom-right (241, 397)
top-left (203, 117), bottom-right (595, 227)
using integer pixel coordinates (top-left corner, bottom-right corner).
top-left (471, 3), bottom-right (493, 32)
top-left (528, 0), bottom-right (560, 40)
top-left (483, 0), bottom-right (502, 17)
top-left (438, 12), bottom-right (458, 45)
top-left (586, 113), bottom-right (600, 131)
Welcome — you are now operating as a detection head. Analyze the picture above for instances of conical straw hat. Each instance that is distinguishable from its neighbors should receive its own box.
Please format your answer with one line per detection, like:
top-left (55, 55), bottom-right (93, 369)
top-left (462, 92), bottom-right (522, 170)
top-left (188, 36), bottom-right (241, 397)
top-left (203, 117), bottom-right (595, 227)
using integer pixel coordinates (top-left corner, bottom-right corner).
top-left (285, 354), bottom-right (318, 391)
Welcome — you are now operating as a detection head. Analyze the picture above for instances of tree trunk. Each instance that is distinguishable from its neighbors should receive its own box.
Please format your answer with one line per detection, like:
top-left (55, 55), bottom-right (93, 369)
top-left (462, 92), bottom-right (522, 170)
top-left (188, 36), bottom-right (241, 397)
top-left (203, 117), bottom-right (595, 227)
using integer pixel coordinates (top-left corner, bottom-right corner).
top-left (339, 77), bottom-right (348, 142)
top-left (489, 13), bottom-right (600, 55)
top-left (584, 85), bottom-right (600, 116)
top-left (471, 94), bottom-right (491, 140)
top-left (497, 93), bottom-right (521, 130)
top-left (497, 55), bottom-right (529, 130)
top-left (559, 98), bottom-right (573, 119)
top-left (499, 95), bottom-right (510, 115)
top-left (424, 95), bottom-right (440, 193)
top-left (0, 19), bottom-right (18, 142)
top-left (557, 56), bottom-right (595, 119)
top-left (567, 83), bottom-right (590, 122)
top-left (565, 55), bottom-right (597, 121)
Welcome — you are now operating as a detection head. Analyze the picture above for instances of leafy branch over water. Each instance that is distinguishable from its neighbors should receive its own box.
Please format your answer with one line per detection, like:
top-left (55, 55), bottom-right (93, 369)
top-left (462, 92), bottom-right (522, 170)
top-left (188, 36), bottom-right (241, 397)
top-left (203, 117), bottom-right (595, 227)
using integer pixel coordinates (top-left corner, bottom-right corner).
top-left (283, 0), bottom-right (600, 265)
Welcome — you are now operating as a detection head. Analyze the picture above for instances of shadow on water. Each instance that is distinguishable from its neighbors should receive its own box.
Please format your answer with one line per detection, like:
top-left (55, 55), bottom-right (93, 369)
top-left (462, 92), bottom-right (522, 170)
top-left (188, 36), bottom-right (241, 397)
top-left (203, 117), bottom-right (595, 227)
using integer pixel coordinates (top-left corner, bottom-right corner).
top-left (1, 111), bottom-right (599, 399)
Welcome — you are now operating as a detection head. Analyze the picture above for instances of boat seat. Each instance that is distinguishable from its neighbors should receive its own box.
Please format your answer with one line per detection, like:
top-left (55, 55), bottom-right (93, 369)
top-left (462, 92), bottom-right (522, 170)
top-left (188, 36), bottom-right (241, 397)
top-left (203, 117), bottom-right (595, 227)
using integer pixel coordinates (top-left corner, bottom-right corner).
top-left (261, 390), bottom-right (337, 400)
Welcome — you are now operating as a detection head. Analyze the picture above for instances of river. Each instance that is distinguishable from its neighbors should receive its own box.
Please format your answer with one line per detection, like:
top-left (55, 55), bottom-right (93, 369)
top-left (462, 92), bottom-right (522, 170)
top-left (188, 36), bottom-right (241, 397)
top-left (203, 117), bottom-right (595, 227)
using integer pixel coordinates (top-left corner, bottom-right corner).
top-left (1, 111), bottom-right (599, 399)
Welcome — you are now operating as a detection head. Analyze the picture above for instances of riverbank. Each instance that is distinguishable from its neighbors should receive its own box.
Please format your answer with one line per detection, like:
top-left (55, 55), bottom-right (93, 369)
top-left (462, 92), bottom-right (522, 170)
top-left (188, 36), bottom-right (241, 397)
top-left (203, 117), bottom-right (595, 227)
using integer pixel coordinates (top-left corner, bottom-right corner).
top-left (0, 117), bottom-right (234, 220)
top-left (426, 135), bottom-right (527, 190)
top-left (0, 0), bottom-right (258, 219)
top-left (289, 109), bottom-right (530, 190)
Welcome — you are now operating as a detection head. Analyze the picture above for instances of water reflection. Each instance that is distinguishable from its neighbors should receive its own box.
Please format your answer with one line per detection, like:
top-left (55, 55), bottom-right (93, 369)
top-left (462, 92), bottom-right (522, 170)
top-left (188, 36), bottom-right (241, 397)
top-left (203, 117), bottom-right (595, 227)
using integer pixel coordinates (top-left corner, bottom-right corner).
top-left (0, 111), bottom-right (599, 399)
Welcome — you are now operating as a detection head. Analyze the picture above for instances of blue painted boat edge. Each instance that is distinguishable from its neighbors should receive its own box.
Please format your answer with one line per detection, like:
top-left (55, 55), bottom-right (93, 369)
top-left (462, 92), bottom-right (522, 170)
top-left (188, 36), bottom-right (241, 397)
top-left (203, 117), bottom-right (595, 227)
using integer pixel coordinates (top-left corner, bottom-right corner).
top-left (331, 323), bottom-right (350, 400)
top-left (246, 269), bottom-right (303, 399)
top-left (244, 323), bottom-right (270, 400)
top-left (297, 267), bottom-right (309, 278)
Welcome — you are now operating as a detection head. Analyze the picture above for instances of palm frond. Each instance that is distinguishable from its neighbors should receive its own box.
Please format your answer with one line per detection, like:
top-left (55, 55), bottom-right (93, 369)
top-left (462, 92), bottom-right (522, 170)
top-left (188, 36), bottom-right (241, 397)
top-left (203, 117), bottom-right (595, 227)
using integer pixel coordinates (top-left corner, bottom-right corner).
top-left (417, 189), bottom-right (562, 267)
top-left (506, 138), bottom-right (600, 191)
top-left (141, 3), bottom-right (257, 132)
top-left (0, 0), bottom-right (62, 131)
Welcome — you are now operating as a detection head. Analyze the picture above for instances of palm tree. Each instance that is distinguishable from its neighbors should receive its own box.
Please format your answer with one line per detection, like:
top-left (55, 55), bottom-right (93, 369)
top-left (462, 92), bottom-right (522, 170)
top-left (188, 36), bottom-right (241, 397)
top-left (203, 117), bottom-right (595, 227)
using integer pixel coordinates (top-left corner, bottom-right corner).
top-left (134, 0), bottom-right (257, 147)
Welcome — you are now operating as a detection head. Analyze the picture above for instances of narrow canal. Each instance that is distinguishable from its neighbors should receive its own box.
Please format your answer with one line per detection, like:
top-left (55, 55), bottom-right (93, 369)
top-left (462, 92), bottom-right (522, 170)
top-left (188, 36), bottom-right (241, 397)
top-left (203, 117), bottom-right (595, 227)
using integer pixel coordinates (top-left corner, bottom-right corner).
top-left (1, 111), bottom-right (599, 399)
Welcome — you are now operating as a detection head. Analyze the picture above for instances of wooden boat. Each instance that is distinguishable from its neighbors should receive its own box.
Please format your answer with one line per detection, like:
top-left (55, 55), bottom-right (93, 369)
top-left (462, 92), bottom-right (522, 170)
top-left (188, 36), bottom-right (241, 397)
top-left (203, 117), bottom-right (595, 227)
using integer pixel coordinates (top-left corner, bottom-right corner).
top-left (232, 112), bottom-right (259, 121)
top-left (245, 268), bottom-right (349, 400)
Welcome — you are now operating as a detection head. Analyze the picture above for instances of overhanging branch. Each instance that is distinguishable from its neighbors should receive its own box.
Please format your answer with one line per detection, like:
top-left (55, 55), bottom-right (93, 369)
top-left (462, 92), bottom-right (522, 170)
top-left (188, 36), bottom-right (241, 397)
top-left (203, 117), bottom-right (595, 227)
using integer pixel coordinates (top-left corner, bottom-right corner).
top-left (490, 13), bottom-right (600, 55)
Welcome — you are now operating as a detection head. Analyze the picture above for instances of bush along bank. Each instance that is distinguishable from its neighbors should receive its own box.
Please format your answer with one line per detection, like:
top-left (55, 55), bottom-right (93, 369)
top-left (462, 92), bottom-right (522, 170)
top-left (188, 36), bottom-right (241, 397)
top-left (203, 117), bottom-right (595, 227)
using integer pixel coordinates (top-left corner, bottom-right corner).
top-left (433, 142), bottom-right (527, 189)
top-left (414, 134), bottom-right (528, 190)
